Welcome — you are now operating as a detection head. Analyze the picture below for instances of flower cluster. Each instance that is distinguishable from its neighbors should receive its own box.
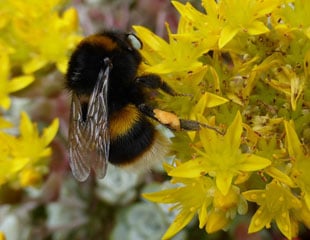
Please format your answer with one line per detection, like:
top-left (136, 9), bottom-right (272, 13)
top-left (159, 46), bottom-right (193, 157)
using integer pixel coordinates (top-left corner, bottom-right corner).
top-left (135, 0), bottom-right (310, 239)
top-left (0, 0), bottom-right (80, 189)
top-left (0, 0), bottom-right (82, 74)
top-left (0, 112), bottom-right (58, 187)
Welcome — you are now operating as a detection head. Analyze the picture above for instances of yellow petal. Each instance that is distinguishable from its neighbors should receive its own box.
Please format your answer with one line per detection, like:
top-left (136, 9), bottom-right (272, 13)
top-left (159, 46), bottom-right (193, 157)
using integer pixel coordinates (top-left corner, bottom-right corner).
top-left (169, 158), bottom-right (208, 178)
top-left (142, 188), bottom-right (180, 203)
top-left (205, 92), bottom-right (229, 107)
top-left (42, 118), bottom-right (59, 145)
top-left (216, 171), bottom-right (234, 195)
top-left (243, 189), bottom-right (264, 202)
top-left (8, 75), bottom-right (34, 92)
top-left (265, 167), bottom-right (295, 187)
top-left (56, 58), bottom-right (68, 73)
top-left (133, 25), bottom-right (169, 62)
top-left (38, 147), bottom-right (52, 158)
top-left (0, 157), bottom-right (30, 177)
top-left (219, 25), bottom-right (239, 48)
top-left (247, 20), bottom-right (269, 35)
top-left (248, 206), bottom-right (271, 233)
top-left (198, 200), bottom-right (209, 228)
top-left (19, 112), bottom-right (35, 138)
top-left (238, 154), bottom-right (271, 172)
top-left (62, 7), bottom-right (79, 30)
top-left (275, 212), bottom-right (292, 240)
top-left (162, 210), bottom-right (195, 240)
top-left (284, 120), bottom-right (303, 159)
top-left (225, 111), bottom-right (242, 153)
top-left (22, 57), bottom-right (48, 74)
top-left (194, 92), bottom-right (228, 115)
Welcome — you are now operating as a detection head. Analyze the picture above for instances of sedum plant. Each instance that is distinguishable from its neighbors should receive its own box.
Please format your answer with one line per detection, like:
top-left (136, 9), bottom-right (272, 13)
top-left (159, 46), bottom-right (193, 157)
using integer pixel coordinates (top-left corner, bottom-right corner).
top-left (134, 0), bottom-right (310, 239)
top-left (0, 0), bottom-right (80, 189)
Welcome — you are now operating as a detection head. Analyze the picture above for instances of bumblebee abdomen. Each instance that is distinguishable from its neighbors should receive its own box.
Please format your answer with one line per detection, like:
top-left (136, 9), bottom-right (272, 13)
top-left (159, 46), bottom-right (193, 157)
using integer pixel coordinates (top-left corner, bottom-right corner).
top-left (109, 104), bottom-right (157, 165)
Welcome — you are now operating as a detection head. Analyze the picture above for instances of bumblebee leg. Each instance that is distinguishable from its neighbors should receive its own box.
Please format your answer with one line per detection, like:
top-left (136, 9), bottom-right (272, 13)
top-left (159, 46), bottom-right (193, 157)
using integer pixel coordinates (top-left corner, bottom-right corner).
top-left (138, 104), bottom-right (223, 134)
top-left (138, 104), bottom-right (180, 130)
top-left (135, 74), bottom-right (179, 96)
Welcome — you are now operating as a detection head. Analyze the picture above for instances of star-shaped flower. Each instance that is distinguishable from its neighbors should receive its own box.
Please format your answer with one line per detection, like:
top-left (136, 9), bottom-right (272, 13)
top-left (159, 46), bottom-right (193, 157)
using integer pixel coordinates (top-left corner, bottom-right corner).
top-left (243, 181), bottom-right (302, 239)
top-left (168, 111), bottom-right (271, 195)
top-left (143, 174), bottom-right (214, 240)
top-left (0, 112), bottom-right (59, 186)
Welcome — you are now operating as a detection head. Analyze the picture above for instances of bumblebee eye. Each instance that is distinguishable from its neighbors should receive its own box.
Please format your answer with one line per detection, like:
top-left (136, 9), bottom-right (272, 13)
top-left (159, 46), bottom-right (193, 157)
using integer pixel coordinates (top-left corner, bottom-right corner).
top-left (127, 33), bottom-right (142, 50)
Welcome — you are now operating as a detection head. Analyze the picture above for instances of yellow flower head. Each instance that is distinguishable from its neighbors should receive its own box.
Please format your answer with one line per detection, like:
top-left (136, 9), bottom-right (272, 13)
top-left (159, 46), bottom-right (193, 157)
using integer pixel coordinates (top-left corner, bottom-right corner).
top-left (143, 176), bottom-right (215, 239)
top-left (169, 112), bottom-right (271, 195)
top-left (243, 182), bottom-right (302, 239)
top-left (273, 0), bottom-right (310, 38)
top-left (0, 0), bottom-right (82, 74)
top-left (137, 0), bottom-right (310, 238)
top-left (11, 112), bottom-right (59, 161)
top-left (218, 0), bottom-right (282, 48)
top-left (0, 112), bottom-right (59, 187)
top-left (171, 0), bottom-right (283, 49)
top-left (133, 25), bottom-right (206, 75)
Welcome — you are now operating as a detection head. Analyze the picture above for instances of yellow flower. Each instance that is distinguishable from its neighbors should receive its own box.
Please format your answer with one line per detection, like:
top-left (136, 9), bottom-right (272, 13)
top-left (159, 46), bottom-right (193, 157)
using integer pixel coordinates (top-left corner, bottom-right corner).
top-left (133, 25), bottom-right (206, 75)
top-left (0, 112), bottom-right (59, 187)
top-left (0, 54), bottom-right (34, 110)
top-left (243, 182), bottom-right (302, 239)
top-left (10, 112), bottom-right (59, 161)
top-left (273, 0), bottom-right (310, 38)
top-left (144, 163), bottom-right (248, 239)
top-left (218, 0), bottom-right (282, 48)
top-left (18, 7), bottom-right (81, 73)
top-left (1, 0), bottom-right (82, 73)
top-left (143, 176), bottom-right (215, 240)
top-left (284, 120), bottom-right (310, 209)
top-left (172, 0), bottom-right (222, 50)
top-left (173, 0), bottom-right (283, 49)
top-left (169, 111), bottom-right (271, 195)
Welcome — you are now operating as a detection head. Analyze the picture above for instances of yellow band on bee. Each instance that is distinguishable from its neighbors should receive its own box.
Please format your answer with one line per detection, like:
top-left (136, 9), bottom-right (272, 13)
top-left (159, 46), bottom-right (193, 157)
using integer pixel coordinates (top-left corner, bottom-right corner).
top-left (109, 104), bottom-right (140, 139)
top-left (81, 35), bottom-right (117, 51)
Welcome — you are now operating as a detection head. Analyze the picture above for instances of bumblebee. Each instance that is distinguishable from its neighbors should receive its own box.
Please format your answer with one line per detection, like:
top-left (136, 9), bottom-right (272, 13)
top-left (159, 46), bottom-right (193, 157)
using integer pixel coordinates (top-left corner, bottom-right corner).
top-left (66, 31), bottom-right (209, 181)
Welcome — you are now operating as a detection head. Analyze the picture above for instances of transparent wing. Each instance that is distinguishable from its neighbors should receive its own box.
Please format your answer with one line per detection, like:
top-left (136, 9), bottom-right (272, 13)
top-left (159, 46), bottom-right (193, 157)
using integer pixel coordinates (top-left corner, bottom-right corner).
top-left (68, 63), bottom-right (110, 181)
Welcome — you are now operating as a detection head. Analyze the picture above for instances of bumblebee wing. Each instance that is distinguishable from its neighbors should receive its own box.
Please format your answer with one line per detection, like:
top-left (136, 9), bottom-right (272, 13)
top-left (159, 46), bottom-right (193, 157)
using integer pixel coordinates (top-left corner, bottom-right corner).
top-left (87, 65), bottom-right (110, 179)
top-left (69, 63), bottom-right (110, 181)
top-left (69, 93), bottom-right (91, 181)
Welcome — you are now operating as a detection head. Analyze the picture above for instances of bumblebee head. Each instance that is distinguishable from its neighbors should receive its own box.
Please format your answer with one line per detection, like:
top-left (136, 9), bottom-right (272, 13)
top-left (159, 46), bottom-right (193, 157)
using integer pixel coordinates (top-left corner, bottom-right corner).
top-left (66, 31), bottom-right (143, 95)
